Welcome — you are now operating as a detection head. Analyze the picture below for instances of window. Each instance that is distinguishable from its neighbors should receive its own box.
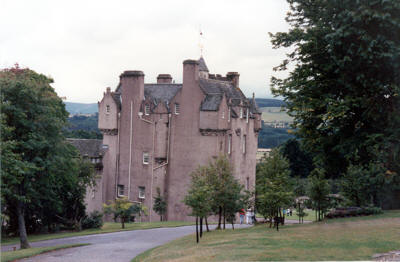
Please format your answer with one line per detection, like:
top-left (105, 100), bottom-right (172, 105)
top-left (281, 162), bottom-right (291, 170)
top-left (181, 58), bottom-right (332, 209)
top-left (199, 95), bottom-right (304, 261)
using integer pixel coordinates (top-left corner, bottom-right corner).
top-left (243, 135), bottom-right (246, 154)
top-left (106, 105), bottom-right (110, 113)
top-left (246, 177), bottom-right (249, 190)
top-left (175, 103), bottom-right (180, 115)
top-left (117, 185), bottom-right (125, 197)
top-left (228, 107), bottom-right (231, 122)
top-left (228, 134), bottom-right (232, 154)
top-left (144, 104), bottom-right (150, 115)
top-left (240, 108), bottom-right (243, 118)
top-left (143, 152), bottom-right (149, 165)
top-left (246, 109), bottom-right (249, 123)
top-left (92, 189), bottom-right (95, 199)
top-left (138, 186), bottom-right (145, 199)
top-left (222, 111), bottom-right (225, 119)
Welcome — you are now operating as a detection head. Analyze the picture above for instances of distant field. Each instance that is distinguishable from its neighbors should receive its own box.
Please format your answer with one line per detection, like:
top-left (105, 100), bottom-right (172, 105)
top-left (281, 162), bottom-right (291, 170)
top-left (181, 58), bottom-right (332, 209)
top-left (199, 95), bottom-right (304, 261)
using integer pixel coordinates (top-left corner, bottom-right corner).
top-left (260, 107), bottom-right (293, 123)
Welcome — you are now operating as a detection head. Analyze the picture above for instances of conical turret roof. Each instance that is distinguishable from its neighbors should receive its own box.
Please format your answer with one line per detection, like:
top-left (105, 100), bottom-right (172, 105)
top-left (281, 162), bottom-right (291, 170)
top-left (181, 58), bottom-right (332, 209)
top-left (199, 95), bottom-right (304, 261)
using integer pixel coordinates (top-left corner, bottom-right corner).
top-left (198, 56), bottom-right (209, 72)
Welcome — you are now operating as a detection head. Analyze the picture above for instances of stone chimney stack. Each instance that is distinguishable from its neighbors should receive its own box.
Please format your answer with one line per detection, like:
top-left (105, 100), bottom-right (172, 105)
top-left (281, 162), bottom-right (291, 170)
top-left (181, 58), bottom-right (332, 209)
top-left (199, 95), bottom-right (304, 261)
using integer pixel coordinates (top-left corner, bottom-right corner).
top-left (157, 74), bottom-right (173, 84)
top-left (227, 72), bottom-right (240, 88)
top-left (119, 70), bottom-right (145, 104)
top-left (183, 59), bottom-right (199, 87)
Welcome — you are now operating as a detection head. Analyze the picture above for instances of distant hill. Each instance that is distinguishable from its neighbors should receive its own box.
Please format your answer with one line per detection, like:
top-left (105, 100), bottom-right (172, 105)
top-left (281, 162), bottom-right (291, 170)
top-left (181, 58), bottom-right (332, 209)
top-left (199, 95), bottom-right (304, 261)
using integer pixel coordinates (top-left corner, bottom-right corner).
top-left (255, 98), bottom-right (285, 108)
top-left (64, 102), bottom-right (98, 115)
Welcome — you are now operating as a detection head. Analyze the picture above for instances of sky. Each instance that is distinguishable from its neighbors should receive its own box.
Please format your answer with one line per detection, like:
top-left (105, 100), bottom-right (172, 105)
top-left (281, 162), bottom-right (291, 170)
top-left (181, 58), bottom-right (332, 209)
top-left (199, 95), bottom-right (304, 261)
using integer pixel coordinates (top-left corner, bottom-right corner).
top-left (1, 0), bottom-right (290, 103)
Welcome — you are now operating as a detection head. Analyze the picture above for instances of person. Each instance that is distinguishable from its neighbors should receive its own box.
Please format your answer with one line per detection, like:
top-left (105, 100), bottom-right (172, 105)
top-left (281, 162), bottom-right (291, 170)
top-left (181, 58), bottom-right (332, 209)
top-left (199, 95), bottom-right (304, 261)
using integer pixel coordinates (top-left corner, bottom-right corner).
top-left (239, 208), bottom-right (245, 224)
top-left (283, 208), bottom-right (287, 217)
top-left (246, 208), bottom-right (252, 224)
top-left (289, 209), bottom-right (293, 216)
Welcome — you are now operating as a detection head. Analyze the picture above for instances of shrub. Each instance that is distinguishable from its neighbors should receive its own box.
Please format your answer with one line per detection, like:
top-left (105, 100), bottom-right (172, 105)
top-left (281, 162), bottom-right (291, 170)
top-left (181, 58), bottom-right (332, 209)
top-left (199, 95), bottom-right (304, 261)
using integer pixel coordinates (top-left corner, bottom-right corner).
top-left (82, 211), bottom-right (103, 229)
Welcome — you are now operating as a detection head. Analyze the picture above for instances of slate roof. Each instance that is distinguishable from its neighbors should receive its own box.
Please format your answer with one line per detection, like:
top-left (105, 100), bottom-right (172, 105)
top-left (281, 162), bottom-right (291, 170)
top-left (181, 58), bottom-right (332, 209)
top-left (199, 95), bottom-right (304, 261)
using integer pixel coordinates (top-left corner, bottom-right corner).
top-left (199, 78), bottom-right (247, 111)
top-left (144, 84), bottom-right (182, 111)
top-left (112, 93), bottom-right (121, 110)
top-left (198, 57), bottom-right (209, 72)
top-left (67, 138), bottom-right (104, 157)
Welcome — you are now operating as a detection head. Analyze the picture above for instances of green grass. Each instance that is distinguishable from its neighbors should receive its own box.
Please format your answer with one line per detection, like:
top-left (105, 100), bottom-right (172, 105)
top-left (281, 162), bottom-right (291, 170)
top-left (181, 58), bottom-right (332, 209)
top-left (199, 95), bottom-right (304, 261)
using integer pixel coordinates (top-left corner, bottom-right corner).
top-left (260, 107), bottom-right (293, 123)
top-left (1, 243), bottom-right (89, 262)
top-left (2, 221), bottom-right (196, 246)
top-left (133, 210), bottom-right (400, 261)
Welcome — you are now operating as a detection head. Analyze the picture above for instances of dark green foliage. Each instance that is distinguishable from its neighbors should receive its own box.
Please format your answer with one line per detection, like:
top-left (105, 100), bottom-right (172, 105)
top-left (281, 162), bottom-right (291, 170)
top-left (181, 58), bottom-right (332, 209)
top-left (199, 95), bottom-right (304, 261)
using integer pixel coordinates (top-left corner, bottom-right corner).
top-left (270, 0), bottom-right (400, 179)
top-left (0, 66), bottom-right (96, 248)
top-left (153, 187), bottom-right (167, 221)
top-left (256, 149), bottom-right (293, 230)
top-left (63, 114), bottom-right (102, 139)
top-left (326, 206), bottom-right (383, 219)
top-left (82, 211), bottom-right (103, 229)
top-left (281, 139), bottom-right (314, 177)
top-left (258, 124), bottom-right (294, 148)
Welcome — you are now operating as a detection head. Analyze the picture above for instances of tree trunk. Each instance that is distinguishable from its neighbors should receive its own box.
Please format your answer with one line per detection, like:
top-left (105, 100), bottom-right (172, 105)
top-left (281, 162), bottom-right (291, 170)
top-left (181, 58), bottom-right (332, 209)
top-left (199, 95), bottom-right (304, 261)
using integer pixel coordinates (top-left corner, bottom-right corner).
top-left (217, 206), bottom-right (222, 229)
top-left (223, 208), bottom-right (226, 230)
top-left (196, 216), bottom-right (199, 243)
top-left (121, 217), bottom-right (125, 229)
top-left (200, 217), bottom-right (203, 238)
top-left (232, 221), bottom-right (234, 230)
top-left (205, 217), bottom-right (210, 232)
top-left (17, 201), bottom-right (30, 249)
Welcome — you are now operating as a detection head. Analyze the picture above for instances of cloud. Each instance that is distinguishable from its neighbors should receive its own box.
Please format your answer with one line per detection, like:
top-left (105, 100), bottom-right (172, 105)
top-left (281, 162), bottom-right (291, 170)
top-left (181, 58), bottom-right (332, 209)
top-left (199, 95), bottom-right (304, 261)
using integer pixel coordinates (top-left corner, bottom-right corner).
top-left (1, 0), bottom-right (290, 102)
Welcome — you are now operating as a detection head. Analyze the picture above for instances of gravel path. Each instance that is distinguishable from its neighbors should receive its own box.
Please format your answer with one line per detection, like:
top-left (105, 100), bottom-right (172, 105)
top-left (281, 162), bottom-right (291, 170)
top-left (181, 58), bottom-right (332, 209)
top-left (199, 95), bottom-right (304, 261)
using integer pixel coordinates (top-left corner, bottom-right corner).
top-left (3, 224), bottom-right (251, 262)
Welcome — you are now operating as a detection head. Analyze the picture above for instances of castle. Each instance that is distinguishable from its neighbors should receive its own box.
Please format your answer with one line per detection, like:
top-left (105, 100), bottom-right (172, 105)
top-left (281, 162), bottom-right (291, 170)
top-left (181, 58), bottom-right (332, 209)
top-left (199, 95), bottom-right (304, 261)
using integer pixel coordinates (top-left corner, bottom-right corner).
top-left (89, 57), bottom-right (261, 221)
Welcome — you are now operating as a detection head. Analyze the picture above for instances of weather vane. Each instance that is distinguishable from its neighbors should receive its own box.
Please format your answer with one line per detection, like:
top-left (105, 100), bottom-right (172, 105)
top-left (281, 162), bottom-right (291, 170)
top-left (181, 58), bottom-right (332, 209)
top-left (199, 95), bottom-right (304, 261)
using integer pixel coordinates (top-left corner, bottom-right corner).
top-left (199, 26), bottom-right (204, 57)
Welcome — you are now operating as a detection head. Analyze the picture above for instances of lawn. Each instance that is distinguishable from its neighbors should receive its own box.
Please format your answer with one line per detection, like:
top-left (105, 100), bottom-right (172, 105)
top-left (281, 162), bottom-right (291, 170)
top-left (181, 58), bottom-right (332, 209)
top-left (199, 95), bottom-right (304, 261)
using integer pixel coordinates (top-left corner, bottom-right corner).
top-left (1, 243), bottom-right (89, 262)
top-left (133, 210), bottom-right (400, 261)
top-left (2, 221), bottom-right (196, 246)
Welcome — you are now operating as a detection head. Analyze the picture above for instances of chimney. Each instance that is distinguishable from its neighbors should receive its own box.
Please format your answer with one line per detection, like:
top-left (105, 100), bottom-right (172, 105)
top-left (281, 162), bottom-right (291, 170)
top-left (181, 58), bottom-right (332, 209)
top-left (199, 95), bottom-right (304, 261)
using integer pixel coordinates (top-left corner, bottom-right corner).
top-left (226, 72), bottom-right (240, 88)
top-left (183, 59), bottom-right (199, 87)
top-left (157, 74), bottom-right (173, 84)
top-left (119, 70), bottom-right (145, 104)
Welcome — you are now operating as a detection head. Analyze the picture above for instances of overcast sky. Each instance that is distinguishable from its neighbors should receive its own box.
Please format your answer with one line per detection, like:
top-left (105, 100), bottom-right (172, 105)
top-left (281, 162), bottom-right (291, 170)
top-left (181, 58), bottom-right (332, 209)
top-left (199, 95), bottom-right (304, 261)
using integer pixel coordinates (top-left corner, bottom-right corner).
top-left (1, 0), bottom-right (290, 103)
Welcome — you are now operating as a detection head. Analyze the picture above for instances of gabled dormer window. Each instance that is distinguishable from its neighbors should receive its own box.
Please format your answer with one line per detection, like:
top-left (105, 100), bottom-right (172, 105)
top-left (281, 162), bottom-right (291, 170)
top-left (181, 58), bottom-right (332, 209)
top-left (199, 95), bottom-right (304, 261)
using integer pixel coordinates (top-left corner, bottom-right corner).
top-left (175, 103), bottom-right (180, 115)
top-left (145, 104), bottom-right (150, 115)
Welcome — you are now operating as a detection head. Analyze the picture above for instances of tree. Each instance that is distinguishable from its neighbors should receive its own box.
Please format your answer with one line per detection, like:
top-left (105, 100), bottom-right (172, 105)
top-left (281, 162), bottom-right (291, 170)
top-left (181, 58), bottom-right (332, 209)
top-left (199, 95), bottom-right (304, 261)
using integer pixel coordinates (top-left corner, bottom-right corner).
top-left (256, 149), bottom-right (293, 230)
top-left (280, 138), bottom-right (314, 178)
top-left (103, 197), bottom-right (143, 229)
top-left (307, 168), bottom-right (330, 221)
top-left (270, 0), bottom-right (400, 179)
top-left (153, 187), bottom-right (167, 221)
top-left (0, 65), bottom-right (96, 248)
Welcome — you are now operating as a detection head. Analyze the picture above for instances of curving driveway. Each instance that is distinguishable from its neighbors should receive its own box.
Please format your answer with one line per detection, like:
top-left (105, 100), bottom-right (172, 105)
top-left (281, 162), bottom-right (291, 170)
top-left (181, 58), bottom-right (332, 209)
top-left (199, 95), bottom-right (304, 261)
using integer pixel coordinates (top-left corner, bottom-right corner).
top-left (3, 224), bottom-right (251, 262)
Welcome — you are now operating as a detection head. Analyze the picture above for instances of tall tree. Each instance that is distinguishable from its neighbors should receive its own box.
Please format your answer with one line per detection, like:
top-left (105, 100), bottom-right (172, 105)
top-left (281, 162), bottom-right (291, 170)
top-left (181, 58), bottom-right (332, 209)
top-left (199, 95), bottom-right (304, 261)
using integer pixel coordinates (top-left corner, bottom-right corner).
top-left (270, 0), bottom-right (400, 178)
top-left (256, 149), bottom-right (293, 230)
top-left (307, 168), bottom-right (330, 221)
top-left (280, 138), bottom-right (314, 178)
top-left (0, 65), bottom-right (96, 248)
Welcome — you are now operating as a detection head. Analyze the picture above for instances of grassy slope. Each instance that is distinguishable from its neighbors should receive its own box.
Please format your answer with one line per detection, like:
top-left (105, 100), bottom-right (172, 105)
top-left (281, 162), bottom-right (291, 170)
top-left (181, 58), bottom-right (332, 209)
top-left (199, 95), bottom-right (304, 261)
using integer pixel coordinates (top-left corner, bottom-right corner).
top-left (1, 243), bottom-right (89, 262)
top-left (260, 107), bottom-right (293, 123)
top-left (133, 211), bottom-right (400, 261)
top-left (2, 221), bottom-right (196, 246)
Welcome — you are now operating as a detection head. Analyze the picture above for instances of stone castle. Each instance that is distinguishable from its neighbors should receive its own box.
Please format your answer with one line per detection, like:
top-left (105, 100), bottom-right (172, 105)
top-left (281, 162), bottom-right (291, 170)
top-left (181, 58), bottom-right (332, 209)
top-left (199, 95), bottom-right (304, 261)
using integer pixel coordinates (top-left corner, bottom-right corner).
top-left (83, 57), bottom-right (261, 221)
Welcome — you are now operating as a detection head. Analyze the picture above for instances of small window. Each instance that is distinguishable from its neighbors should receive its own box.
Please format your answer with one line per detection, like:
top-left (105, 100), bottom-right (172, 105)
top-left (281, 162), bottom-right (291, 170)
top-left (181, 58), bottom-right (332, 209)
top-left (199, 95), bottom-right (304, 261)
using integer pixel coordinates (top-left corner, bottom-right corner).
top-left (92, 189), bottom-right (95, 199)
top-left (246, 109), bottom-right (249, 123)
top-left (228, 107), bottom-right (231, 122)
top-left (138, 186), bottom-right (145, 199)
top-left (222, 111), bottom-right (225, 119)
top-left (145, 104), bottom-right (150, 115)
top-left (243, 135), bottom-right (246, 154)
top-left (106, 105), bottom-right (110, 113)
top-left (175, 103), bottom-right (180, 115)
top-left (240, 108), bottom-right (243, 118)
top-left (117, 185), bottom-right (125, 197)
top-left (228, 134), bottom-right (232, 154)
top-left (143, 152), bottom-right (149, 165)
top-left (246, 177), bottom-right (249, 190)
